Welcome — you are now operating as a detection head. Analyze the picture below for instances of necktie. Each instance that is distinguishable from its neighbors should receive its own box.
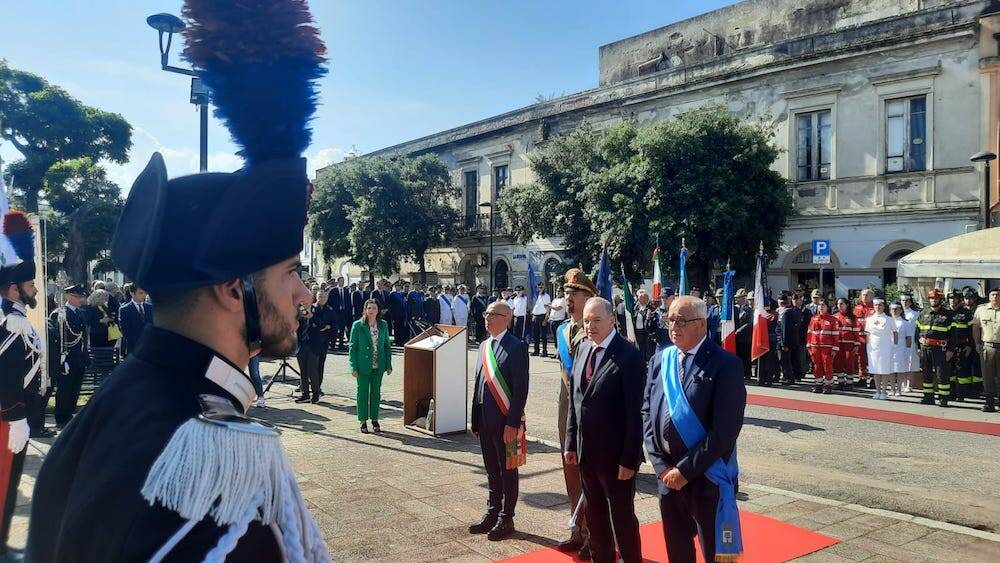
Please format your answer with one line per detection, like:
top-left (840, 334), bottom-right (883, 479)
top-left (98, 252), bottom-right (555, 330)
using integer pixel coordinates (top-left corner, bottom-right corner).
top-left (584, 346), bottom-right (603, 386)
top-left (137, 303), bottom-right (145, 322)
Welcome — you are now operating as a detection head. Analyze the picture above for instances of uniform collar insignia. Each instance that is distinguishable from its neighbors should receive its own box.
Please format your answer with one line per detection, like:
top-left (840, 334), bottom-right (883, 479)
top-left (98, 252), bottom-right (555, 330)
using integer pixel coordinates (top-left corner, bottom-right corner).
top-left (204, 355), bottom-right (255, 413)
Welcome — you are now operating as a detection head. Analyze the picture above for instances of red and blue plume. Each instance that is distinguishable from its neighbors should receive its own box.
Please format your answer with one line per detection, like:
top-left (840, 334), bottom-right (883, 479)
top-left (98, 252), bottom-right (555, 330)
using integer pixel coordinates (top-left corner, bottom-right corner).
top-left (2, 211), bottom-right (35, 264)
top-left (181, 0), bottom-right (327, 166)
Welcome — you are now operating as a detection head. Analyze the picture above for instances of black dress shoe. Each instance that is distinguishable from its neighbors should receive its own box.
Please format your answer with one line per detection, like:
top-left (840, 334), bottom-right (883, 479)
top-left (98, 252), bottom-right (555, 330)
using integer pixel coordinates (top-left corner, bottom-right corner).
top-left (577, 544), bottom-right (592, 560)
top-left (294, 396), bottom-right (311, 403)
top-left (310, 397), bottom-right (320, 404)
top-left (468, 514), bottom-right (498, 534)
top-left (372, 421), bottom-right (381, 433)
top-left (360, 422), bottom-right (369, 434)
top-left (555, 538), bottom-right (583, 552)
top-left (30, 428), bottom-right (57, 439)
top-left (487, 517), bottom-right (514, 541)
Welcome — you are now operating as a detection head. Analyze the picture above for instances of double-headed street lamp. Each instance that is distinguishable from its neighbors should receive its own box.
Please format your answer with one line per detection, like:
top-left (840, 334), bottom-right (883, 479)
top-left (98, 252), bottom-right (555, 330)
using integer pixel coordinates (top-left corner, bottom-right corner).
top-left (146, 13), bottom-right (209, 172)
top-left (479, 201), bottom-right (494, 293)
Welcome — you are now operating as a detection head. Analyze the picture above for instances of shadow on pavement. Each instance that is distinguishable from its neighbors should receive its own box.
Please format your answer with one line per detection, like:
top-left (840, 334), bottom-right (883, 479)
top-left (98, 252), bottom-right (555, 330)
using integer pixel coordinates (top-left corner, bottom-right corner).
top-left (744, 416), bottom-right (825, 433)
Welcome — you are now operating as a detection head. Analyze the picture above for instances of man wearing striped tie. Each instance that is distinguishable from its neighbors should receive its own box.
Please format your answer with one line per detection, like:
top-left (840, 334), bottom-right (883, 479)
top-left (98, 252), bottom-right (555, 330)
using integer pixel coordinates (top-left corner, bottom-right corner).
top-left (470, 301), bottom-right (529, 541)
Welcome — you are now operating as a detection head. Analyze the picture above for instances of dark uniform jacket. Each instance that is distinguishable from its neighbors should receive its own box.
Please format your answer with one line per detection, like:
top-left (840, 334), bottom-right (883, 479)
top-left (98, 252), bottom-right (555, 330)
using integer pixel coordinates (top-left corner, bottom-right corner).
top-left (734, 304), bottom-right (753, 346)
top-left (424, 296), bottom-right (441, 325)
top-left (916, 307), bottom-right (954, 350)
top-left (0, 300), bottom-right (41, 422)
top-left (642, 338), bottom-right (746, 494)
top-left (27, 328), bottom-right (282, 562)
top-left (388, 291), bottom-right (405, 322)
top-left (48, 305), bottom-right (89, 367)
top-left (776, 306), bottom-right (802, 349)
top-left (307, 304), bottom-right (336, 355)
top-left (119, 300), bottom-right (154, 355)
top-left (565, 333), bottom-right (645, 472)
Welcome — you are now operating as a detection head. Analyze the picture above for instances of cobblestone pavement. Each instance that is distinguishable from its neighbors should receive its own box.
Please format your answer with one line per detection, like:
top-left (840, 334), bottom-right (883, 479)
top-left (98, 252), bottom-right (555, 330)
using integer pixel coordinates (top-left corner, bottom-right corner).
top-left (9, 346), bottom-right (1000, 561)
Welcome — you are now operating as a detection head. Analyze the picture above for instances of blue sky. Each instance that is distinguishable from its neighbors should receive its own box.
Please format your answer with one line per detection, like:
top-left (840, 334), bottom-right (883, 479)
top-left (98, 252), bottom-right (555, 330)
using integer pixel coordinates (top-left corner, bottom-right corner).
top-left (1, 0), bottom-right (737, 189)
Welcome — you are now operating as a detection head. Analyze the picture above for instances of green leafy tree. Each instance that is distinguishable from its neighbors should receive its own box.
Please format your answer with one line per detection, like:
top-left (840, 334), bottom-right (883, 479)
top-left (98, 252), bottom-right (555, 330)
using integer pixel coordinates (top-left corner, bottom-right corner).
top-left (42, 157), bottom-right (124, 283)
top-left (309, 154), bottom-right (459, 283)
top-left (0, 60), bottom-right (132, 212)
top-left (502, 108), bottom-right (791, 288)
top-left (639, 106), bottom-right (792, 288)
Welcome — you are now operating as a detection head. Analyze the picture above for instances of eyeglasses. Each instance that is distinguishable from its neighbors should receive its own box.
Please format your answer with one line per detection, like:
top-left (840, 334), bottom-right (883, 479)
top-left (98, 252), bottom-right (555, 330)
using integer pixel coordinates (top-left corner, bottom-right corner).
top-left (484, 312), bottom-right (509, 319)
top-left (666, 316), bottom-right (705, 328)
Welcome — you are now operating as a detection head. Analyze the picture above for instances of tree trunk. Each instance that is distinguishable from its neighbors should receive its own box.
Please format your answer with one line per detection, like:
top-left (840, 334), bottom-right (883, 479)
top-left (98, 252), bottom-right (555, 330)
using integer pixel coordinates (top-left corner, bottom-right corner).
top-left (24, 187), bottom-right (40, 214)
top-left (417, 250), bottom-right (427, 286)
top-left (62, 206), bottom-right (90, 284)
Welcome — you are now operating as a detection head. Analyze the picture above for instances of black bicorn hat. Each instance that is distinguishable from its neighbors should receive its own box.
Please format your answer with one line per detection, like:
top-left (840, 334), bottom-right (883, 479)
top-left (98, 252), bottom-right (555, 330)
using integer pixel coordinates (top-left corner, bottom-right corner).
top-left (1, 211), bottom-right (36, 287)
top-left (111, 0), bottom-right (326, 293)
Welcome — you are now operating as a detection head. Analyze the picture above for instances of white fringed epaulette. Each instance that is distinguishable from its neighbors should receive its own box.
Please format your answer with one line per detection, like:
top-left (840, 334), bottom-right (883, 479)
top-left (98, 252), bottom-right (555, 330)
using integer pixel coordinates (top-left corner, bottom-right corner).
top-left (142, 394), bottom-right (331, 563)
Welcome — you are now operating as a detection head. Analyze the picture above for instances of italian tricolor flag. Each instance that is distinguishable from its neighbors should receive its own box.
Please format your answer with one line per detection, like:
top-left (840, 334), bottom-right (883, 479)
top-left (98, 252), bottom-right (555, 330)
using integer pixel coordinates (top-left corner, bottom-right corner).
top-left (652, 246), bottom-right (665, 298)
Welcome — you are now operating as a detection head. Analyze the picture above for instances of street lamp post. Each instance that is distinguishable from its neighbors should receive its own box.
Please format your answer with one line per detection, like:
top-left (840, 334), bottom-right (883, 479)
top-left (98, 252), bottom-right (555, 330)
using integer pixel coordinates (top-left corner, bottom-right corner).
top-left (479, 201), bottom-right (494, 293)
top-left (971, 150), bottom-right (997, 230)
top-left (971, 150), bottom-right (996, 293)
top-left (146, 13), bottom-right (209, 172)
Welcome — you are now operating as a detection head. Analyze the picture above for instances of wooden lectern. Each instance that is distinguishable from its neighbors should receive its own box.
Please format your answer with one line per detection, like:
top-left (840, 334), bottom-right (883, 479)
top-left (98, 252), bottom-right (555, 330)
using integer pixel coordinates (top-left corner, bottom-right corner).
top-left (403, 324), bottom-right (468, 435)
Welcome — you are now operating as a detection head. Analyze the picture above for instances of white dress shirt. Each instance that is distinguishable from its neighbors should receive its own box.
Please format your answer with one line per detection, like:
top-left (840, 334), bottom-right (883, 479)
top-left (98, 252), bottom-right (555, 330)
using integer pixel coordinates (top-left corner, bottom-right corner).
top-left (588, 329), bottom-right (618, 370)
top-left (531, 293), bottom-right (551, 316)
top-left (512, 295), bottom-right (527, 317)
top-left (548, 297), bottom-right (567, 322)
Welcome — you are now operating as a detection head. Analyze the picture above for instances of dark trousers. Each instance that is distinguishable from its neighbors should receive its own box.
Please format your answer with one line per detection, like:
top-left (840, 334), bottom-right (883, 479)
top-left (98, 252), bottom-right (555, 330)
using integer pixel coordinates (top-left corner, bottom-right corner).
top-left (635, 328), bottom-right (649, 363)
top-left (736, 339), bottom-right (752, 379)
top-left (659, 477), bottom-right (721, 563)
top-left (393, 318), bottom-right (407, 346)
top-left (579, 462), bottom-right (641, 563)
top-left (755, 348), bottom-right (779, 385)
top-left (0, 422), bottom-right (26, 550)
top-left (27, 391), bottom-right (49, 435)
top-left (549, 321), bottom-right (562, 356)
top-left (531, 314), bottom-right (548, 355)
top-left (317, 348), bottom-right (328, 389)
top-left (475, 319), bottom-right (487, 343)
top-left (54, 360), bottom-right (85, 426)
top-left (478, 418), bottom-right (519, 519)
top-left (513, 316), bottom-right (526, 340)
top-left (337, 311), bottom-right (351, 348)
top-left (302, 349), bottom-right (323, 399)
top-left (296, 349), bottom-right (310, 394)
top-left (921, 347), bottom-right (951, 399)
top-left (778, 345), bottom-right (802, 382)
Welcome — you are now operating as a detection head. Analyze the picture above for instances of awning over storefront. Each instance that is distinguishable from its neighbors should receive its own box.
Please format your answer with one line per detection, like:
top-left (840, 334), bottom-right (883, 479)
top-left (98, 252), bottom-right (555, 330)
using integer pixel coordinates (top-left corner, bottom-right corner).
top-left (897, 227), bottom-right (1000, 280)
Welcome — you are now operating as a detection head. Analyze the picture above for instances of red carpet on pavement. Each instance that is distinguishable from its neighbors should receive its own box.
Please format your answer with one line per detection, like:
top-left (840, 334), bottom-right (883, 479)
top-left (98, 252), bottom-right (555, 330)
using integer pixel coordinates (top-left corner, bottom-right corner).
top-left (747, 394), bottom-right (1000, 437)
top-left (501, 511), bottom-right (838, 562)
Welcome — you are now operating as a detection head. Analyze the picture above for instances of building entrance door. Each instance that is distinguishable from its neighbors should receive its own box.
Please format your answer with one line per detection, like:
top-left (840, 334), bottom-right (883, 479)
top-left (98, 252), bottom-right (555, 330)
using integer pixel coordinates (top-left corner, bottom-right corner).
top-left (794, 269), bottom-right (835, 296)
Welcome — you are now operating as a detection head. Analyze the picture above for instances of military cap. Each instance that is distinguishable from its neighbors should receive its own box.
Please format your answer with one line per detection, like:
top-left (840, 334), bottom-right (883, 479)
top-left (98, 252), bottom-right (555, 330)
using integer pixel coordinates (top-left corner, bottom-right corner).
top-left (659, 286), bottom-right (675, 299)
top-left (948, 290), bottom-right (962, 300)
top-left (563, 268), bottom-right (597, 296)
top-left (962, 288), bottom-right (977, 299)
top-left (735, 288), bottom-right (748, 298)
top-left (714, 288), bottom-right (724, 297)
top-left (811, 289), bottom-right (822, 298)
top-left (64, 284), bottom-right (88, 297)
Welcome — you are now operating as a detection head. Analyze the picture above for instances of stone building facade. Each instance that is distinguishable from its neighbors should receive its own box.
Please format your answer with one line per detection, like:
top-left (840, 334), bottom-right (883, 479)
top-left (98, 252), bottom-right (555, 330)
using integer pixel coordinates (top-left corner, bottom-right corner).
top-left (318, 0), bottom-right (1000, 296)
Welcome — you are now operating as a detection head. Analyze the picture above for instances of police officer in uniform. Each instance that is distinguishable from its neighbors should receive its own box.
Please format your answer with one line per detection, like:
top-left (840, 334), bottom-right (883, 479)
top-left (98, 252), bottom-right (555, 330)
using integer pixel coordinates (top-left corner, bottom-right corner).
top-left (50, 284), bottom-right (89, 429)
top-left (554, 268), bottom-right (597, 560)
top-left (948, 290), bottom-right (975, 402)
top-left (27, 2), bottom-right (331, 561)
top-left (0, 211), bottom-right (45, 561)
top-left (915, 288), bottom-right (954, 407)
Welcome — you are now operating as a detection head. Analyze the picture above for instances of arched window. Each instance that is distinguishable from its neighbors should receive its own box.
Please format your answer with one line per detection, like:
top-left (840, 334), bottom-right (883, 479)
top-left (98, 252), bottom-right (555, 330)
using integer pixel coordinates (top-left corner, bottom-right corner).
top-left (494, 260), bottom-right (509, 290)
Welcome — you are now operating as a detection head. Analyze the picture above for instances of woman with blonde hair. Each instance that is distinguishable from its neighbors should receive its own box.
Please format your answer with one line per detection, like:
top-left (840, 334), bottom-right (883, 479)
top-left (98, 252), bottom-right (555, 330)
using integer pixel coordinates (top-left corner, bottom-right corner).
top-left (85, 289), bottom-right (122, 384)
top-left (349, 298), bottom-right (393, 433)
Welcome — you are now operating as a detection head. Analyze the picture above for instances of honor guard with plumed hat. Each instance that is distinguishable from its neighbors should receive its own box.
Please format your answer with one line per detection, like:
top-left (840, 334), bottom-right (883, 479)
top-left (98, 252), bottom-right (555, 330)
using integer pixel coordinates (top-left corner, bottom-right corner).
top-left (27, 1), bottom-right (331, 561)
top-left (0, 211), bottom-right (45, 560)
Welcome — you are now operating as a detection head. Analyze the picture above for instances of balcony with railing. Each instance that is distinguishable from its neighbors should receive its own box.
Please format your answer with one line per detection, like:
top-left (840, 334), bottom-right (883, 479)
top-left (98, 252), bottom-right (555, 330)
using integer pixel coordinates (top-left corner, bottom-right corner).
top-left (456, 212), bottom-right (509, 237)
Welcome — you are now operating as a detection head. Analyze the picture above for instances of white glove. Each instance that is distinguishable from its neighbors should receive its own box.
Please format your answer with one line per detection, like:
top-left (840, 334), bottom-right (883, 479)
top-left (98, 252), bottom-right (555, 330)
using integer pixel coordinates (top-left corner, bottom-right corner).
top-left (7, 419), bottom-right (29, 454)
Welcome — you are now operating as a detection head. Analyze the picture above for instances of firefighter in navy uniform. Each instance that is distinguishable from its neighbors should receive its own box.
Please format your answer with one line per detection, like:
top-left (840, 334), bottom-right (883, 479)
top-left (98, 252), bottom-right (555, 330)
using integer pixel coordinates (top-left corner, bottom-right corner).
top-left (26, 1), bottom-right (331, 561)
top-left (915, 288), bottom-right (954, 406)
top-left (948, 290), bottom-right (975, 402)
top-left (0, 211), bottom-right (45, 562)
top-left (963, 289), bottom-right (984, 397)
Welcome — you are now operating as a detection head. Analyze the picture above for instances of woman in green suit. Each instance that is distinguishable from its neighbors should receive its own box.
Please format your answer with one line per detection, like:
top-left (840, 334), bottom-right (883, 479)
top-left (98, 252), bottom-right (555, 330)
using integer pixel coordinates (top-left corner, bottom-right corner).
top-left (350, 298), bottom-right (393, 433)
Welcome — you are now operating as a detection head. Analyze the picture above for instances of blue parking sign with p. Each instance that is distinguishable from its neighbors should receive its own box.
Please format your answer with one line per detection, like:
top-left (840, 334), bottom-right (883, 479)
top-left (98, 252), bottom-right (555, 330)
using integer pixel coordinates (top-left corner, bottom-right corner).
top-left (812, 239), bottom-right (831, 264)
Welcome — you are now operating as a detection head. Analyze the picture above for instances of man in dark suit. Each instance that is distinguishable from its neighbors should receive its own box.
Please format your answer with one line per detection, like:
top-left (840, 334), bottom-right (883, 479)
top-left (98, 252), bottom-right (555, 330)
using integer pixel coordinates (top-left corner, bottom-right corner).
top-left (389, 281), bottom-right (407, 346)
top-left (565, 297), bottom-right (644, 563)
top-left (372, 279), bottom-right (391, 318)
top-left (470, 301), bottom-right (529, 542)
top-left (643, 296), bottom-right (747, 562)
top-left (424, 286), bottom-right (441, 325)
top-left (118, 283), bottom-right (153, 357)
top-left (328, 277), bottom-right (346, 350)
top-left (777, 292), bottom-right (803, 384)
top-left (734, 289), bottom-right (753, 380)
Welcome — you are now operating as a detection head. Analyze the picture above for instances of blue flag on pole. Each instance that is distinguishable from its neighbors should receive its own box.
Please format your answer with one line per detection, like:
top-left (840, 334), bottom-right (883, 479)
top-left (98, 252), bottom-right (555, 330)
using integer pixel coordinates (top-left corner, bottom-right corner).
top-left (678, 247), bottom-right (688, 296)
top-left (528, 260), bottom-right (538, 308)
top-left (596, 248), bottom-right (612, 302)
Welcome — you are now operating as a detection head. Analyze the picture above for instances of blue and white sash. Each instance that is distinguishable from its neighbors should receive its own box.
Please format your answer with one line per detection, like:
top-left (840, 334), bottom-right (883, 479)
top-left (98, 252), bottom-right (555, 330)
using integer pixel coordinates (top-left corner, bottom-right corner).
top-left (660, 346), bottom-right (743, 561)
top-left (556, 320), bottom-right (573, 375)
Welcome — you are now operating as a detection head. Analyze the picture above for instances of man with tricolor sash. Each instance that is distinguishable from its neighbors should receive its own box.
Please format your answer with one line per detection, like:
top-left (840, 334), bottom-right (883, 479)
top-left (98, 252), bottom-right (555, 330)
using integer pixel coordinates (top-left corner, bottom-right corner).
top-left (470, 301), bottom-right (529, 542)
top-left (554, 268), bottom-right (597, 559)
top-left (643, 296), bottom-right (747, 562)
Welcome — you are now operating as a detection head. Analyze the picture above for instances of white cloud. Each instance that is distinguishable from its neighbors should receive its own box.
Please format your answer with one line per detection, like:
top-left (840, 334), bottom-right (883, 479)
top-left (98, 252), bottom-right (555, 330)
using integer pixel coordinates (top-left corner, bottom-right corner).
top-left (308, 147), bottom-right (350, 178)
top-left (103, 126), bottom-right (245, 194)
